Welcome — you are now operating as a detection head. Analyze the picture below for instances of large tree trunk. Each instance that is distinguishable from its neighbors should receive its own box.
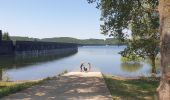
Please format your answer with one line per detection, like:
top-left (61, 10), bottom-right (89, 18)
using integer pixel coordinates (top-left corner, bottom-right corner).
top-left (157, 0), bottom-right (170, 100)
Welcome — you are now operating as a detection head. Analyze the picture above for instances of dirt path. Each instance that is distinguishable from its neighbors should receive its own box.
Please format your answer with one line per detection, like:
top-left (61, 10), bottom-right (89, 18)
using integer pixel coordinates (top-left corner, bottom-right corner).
top-left (2, 72), bottom-right (113, 100)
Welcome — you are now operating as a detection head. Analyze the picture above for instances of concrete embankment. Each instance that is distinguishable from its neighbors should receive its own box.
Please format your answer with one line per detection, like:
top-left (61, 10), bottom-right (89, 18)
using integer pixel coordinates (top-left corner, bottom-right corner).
top-left (0, 30), bottom-right (78, 56)
top-left (2, 72), bottom-right (113, 100)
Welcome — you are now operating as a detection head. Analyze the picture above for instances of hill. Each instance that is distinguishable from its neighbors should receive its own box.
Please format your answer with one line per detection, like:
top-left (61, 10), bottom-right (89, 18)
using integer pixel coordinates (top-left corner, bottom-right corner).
top-left (10, 36), bottom-right (126, 45)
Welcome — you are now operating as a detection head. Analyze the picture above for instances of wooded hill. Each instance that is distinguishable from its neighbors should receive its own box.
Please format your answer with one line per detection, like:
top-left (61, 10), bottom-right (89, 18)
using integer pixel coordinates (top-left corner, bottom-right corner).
top-left (10, 36), bottom-right (127, 45)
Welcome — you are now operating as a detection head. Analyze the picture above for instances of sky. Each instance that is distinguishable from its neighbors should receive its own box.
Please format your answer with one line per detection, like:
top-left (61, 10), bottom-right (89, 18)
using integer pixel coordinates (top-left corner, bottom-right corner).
top-left (0, 0), bottom-right (108, 39)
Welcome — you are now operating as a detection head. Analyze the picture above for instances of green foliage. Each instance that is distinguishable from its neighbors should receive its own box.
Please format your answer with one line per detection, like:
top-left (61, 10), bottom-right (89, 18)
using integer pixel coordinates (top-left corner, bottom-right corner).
top-left (10, 36), bottom-right (39, 41)
top-left (121, 56), bottom-right (142, 63)
top-left (58, 70), bottom-right (68, 76)
top-left (10, 36), bottom-right (126, 45)
top-left (0, 81), bottom-right (40, 98)
top-left (42, 37), bottom-right (106, 45)
top-left (88, 0), bottom-right (159, 73)
top-left (105, 38), bottom-right (127, 45)
top-left (120, 39), bottom-right (159, 73)
top-left (88, 0), bottom-right (159, 38)
top-left (2, 32), bottom-right (11, 41)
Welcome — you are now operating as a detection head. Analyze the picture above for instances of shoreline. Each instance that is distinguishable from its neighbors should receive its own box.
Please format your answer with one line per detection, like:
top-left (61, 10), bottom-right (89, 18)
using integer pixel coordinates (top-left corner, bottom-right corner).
top-left (3, 72), bottom-right (161, 83)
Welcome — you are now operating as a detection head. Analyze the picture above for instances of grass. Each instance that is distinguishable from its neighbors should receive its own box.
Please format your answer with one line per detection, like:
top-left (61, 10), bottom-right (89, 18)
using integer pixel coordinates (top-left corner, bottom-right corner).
top-left (0, 70), bottom-right (68, 98)
top-left (0, 81), bottom-right (41, 98)
top-left (103, 75), bottom-right (160, 100)
top-left (58, 70), bottom-right (68, 76)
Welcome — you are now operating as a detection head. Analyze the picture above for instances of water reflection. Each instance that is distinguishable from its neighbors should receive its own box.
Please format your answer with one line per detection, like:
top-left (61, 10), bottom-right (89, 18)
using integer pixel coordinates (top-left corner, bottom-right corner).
top-left (121, 62), bottom-right (143, 72)
top-left (0, 46), bottom-right (161, 80)
top-left (0, 53), bottom-right (77, 69)
top-left (145, 58), bottom-right (161, 74)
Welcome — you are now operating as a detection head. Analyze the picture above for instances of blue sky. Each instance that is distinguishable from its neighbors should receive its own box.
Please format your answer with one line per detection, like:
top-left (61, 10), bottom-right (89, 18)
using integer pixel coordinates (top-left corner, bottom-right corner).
top-left (0, 0), bottom-right (108, 39)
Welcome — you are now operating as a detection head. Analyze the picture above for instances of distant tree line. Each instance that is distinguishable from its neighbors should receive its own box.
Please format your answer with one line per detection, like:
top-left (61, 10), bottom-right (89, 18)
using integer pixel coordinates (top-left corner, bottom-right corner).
top-left (2, 32), bottom-right (11, 41)
top-left (0, 32), bottom-right (127, 45)
top-left (10, 36), bottom-right (127, 45)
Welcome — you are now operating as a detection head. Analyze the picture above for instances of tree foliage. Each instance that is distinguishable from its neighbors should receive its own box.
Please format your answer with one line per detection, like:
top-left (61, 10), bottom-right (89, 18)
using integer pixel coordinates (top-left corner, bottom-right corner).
top-left (88, 0), bottom-right (158, 37)
top-left (2, 32), bottom-right (11, 41)
top-left (88, 0), bottom-right (159, 73)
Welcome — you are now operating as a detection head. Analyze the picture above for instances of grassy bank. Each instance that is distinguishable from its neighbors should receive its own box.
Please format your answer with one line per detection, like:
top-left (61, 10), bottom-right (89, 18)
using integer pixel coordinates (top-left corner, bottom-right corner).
top-left (0, 70), bottom-right (68, 98)
top-left (0, 81), bottom-right (43, 98)
top-left (104, 75), bottom-right (160, 100)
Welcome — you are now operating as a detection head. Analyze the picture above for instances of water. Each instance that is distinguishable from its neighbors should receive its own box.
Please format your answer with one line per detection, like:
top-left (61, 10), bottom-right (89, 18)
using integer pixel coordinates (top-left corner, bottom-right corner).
top-left (0, 46), bottom-right (159, 81)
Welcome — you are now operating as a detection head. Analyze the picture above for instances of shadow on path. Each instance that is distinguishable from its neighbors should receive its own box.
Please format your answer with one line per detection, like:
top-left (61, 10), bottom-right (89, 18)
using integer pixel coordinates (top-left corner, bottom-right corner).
top-left (2, 72), bottom-right (112, 100)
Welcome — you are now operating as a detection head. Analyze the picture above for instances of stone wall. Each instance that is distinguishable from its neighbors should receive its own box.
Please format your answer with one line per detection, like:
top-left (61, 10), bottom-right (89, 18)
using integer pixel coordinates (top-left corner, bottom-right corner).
top-left (0, 41), bottom-right (14, 55)
top-left (0, 40), bottom-right (78, 56)
top-left (14, 41), bottom-right (78, 56)
top-left (0, 30), bottom-right (78, 56)
top-left (0, 30), bottom-right (14, 55)
top-left (15, 41), bottom-right (77, 51)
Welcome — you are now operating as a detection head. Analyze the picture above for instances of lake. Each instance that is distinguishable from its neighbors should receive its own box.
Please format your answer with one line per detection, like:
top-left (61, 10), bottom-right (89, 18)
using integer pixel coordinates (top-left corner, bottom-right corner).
top-left (0, 46), bottom-right (160, 81)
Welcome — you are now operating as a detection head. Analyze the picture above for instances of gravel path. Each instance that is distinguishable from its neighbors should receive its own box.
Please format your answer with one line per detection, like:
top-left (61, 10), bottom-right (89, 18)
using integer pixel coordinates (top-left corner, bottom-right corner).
top-left (2, 72), bottom-right (113, 100)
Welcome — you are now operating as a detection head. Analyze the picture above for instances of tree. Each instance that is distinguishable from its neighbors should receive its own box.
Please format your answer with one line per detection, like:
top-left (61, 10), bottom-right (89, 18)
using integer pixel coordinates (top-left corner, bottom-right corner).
top-left (120, 33), bottom-right (160, 74)
top-left (88, 0), bottom-right (170, 99)
top-left (157, 0), bottom-right (170, 99)
top-left (2, 32), bottom-right (11, 40)
top-left (88, 0), bottom-right (159, 73)
top-left (124, 1), bottom-right (160, 74)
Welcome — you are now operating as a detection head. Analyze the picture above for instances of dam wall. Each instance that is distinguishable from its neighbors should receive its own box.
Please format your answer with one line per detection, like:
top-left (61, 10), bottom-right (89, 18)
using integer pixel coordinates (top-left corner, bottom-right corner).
top-left (0, 30), bottom-right (14, 55)
top-left (14, 41), bottom-right (78, 56)
top-left (0, 41), bottom-right (14, 55)
top-left (0, 30), bottom-right (78, 56)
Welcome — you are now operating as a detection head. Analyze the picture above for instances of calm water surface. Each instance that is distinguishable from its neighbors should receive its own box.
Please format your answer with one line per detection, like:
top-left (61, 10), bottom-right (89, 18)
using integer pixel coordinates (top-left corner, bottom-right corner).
top-left (0, 46), bottom-right (159, 81)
